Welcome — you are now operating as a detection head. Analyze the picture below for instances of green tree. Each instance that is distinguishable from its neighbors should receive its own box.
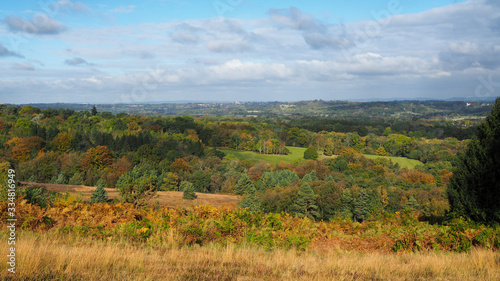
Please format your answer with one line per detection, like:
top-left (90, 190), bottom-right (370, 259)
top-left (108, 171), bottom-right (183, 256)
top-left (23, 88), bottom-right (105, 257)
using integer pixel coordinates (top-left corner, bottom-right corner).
top-left (91, 105), bottom-right (98, 116)
top-left (353, 190), bottom-right (370, 222)
top-left (116, 166), bottom-right (158, 208)
top-left (293, 183), bottom-right (320, 220)
top-left (239, 185), bottom-right (260, 212)
top-left (341, 189), bottom-right (354, 220)
top-left (303, 146), bottom-right (318, 160)
top-left (234, 173), bottom-right (255, 195)
top-left (90, 179), bottom-right (109, 203)
top-left (447, 97), bottom-right (500, 223)
top-left (181, 181), bottom-right (197, 200)
top-left (404, 196), bottom-right (420, 211)
top-left (302, 170), bottom-right (318, 182)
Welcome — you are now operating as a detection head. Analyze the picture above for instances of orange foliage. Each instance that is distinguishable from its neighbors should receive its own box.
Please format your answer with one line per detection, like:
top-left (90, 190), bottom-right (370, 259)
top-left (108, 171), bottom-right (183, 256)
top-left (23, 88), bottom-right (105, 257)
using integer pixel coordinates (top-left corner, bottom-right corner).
top-left (170, 158), bottom-right (190, 173)
top-left (294, 160), bottom-right (330, 179)
top-left (53, 132), bottom-right (72, 152)
top-left (80, 145), bottom-right (114, 170)
top-left (399, 170), bottom-right (435, 185)
top-left (5, 136), bottom-right (44, 162)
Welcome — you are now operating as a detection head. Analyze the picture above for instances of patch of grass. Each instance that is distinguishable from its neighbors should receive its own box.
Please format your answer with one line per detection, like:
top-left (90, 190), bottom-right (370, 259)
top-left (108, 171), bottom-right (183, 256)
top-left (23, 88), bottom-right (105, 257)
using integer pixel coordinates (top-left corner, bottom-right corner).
top-left (221, 146), bottom-right (308, 165)
top-left (362, 154), bottom-right (422, 169)
top-left (221, 147), bottom-right (421, 169)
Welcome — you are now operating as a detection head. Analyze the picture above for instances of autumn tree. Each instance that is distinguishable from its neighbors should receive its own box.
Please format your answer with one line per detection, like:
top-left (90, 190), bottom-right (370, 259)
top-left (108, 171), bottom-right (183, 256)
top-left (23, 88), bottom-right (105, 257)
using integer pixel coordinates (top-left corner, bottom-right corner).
top-left (447, 97), bottom-right (500, 223)
top-left (80, 145), bottom-right (114, 170)
top-left (5, 136), bottom-right (44, 162)
top-left (53, 132), bottom-right (72, 152)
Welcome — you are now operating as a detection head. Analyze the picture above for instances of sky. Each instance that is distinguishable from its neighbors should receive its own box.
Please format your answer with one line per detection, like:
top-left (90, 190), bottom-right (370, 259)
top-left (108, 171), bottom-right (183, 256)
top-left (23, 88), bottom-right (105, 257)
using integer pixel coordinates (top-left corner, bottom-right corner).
top-left (1, 0), bottom-right (500, 104)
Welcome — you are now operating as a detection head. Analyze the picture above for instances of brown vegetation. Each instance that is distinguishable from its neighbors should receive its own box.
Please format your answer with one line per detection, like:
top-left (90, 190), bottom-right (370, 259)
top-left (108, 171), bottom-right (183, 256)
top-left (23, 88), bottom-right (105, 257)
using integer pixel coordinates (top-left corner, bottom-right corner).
top-left (1, 232), bottom-right (499, 281)
top-left (20, 182), bottom-right (239, 209)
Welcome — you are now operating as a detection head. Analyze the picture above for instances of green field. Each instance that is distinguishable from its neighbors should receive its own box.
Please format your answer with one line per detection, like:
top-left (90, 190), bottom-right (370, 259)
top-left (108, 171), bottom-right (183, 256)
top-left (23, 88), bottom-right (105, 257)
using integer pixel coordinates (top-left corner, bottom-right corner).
top-left (222, 146), bottom-right (421, 169)
top-left (362, 154), bottom-right (422, 169)
top-left (221, 146), bottom-right (308, 165)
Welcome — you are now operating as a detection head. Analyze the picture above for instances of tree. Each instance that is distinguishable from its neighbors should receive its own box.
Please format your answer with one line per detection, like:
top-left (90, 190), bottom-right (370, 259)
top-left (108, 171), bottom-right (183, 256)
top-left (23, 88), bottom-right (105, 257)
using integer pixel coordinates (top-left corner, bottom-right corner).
top-left (80, 145), bottom-right (114, 170)
top-left (353, 190), bottom-right (370, 222)
top-left (90, 179), bottom-right (109, 203)
top-left (234, 173), bottom-right (255, 195)
top-left (116, 166), bottom-right (158, 208)
top-left (91, 105), bottom-right (98, 116)
top-left (239, 185), bottom-right (260, 212)
top-left (181, 181), bottom-right (197, 200)
top-left (447, 97), bottom-right (500, 223)
top-left (404, 196), bottom-right (420, 211)
top-left (303, 146), bottom-right (318, 160)
top-left (293, 183), bottom-right (320, 220)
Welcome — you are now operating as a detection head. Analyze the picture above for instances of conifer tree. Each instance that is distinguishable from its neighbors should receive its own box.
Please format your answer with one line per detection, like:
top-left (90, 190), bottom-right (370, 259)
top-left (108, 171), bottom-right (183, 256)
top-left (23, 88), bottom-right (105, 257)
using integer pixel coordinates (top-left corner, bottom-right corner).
top-left (447, 97), bottom-right (500, 223)
top-left (91, 105), bottom-right (98, 116)
top-left (90, 179), bottom-right (109, 203)
top-left (293, 183), bottom-right (320, 220)
top-left (234, 173), bottom-right (255, 195)
top-left (404, 196), bottom-right (420, 211)
top-left (353, 189), bottom-right (370, 222)
top-left (341, 189), bottom-right (354, 220)
top-left (302, 170), bottom-right (318, 182)
top-left (240, 185), bottom-right (260, 212)
top-left (181, 181), bottom-right (197, 200)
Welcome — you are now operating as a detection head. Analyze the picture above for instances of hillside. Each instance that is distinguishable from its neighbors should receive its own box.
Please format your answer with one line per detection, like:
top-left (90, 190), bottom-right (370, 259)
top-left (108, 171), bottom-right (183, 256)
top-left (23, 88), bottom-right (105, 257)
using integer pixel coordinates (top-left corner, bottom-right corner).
top-left (21, 182), bottom-right (240, 209)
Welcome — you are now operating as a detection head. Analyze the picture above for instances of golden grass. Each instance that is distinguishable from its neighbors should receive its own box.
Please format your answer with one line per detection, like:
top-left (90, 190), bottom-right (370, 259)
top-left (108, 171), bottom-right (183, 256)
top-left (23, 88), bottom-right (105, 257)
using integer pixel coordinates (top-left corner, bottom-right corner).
top-left (2, 231), bottom-right (499, 281)
top-left (21, 181), bottom-right (240, 209)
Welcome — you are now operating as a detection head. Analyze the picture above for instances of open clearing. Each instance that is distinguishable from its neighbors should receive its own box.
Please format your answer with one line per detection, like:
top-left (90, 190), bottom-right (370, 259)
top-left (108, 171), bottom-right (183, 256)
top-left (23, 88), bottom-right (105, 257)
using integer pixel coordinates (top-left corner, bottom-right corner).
top-left (362, 154), bottom-right (422, 169)
top-left (221, 146), bottom-right (308, 165)
top-left (20, 182), bottom-right (240, 209)
top-left (222, 146), bottom-right (422, 169)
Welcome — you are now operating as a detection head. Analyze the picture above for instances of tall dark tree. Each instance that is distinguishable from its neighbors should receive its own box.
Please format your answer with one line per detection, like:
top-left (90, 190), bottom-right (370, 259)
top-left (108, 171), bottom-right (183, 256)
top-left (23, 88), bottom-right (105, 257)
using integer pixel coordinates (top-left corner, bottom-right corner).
top-left (234, 173), bottom-right (255, 195)
top-left (447, 97), bottom-right (500, 223)
top-left (91, 105), bottom-right (98, 116)
top-left (239, 185), bottom-right (260, 212)
top-left (293, 183), bottom-right (320, 220)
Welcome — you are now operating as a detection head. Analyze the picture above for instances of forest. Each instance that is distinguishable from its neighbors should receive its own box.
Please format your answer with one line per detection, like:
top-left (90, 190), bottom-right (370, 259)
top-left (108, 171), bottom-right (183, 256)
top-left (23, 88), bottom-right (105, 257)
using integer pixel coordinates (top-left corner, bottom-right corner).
top-left (0, 101), bottom-right (499, 280)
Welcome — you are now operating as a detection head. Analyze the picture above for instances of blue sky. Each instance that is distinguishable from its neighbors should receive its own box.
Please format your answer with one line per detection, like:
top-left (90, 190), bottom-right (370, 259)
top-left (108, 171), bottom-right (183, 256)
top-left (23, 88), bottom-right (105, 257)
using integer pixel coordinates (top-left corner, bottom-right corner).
top-left (1, 0), bottom-right (499, 103)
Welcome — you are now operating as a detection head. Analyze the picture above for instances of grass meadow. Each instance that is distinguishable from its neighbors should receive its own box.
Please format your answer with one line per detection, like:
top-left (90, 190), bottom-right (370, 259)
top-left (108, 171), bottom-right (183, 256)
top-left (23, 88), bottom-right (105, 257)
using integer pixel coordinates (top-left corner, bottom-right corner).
top-left (1, 231), bottom-right (499, 281)
top-left (222, 146), bottom-right (422, 169)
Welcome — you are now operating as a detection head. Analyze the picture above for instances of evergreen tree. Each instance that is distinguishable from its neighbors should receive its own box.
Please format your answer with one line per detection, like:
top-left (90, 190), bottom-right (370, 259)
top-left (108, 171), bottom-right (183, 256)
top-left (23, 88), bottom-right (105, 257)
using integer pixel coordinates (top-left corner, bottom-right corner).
top-left (90, 179), bottom-right (109, 203)
top-left (324, 175), bottom-right (335, 181)
top-left (293, 183), bottom-right (320, 220)
top-left (303, 146), bottom-right (319, 160)
top-left (341, 189), bottom-right (354, 220)
top-left (404, 196), bottom-right (420, 211)
top-left (239, 185), bottom-right (260, 212)
top-left (91, 105), bottom-right (98, 116)
top-left (302, 170), bottom-right (318, 182)
top-left (353, 189), bottom-right (370, 222)
top-left (447, 97), bottom-right (500, 223)
top-left (181, 181), bottom-right (197, 200)
top-left (234, 173), bottom-right (255, 195)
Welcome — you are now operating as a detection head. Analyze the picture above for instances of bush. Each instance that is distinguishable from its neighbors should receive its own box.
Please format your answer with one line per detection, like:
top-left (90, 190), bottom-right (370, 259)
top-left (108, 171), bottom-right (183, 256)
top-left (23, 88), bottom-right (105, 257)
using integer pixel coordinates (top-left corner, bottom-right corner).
top-left (303, 146), bottom-right (318, 160)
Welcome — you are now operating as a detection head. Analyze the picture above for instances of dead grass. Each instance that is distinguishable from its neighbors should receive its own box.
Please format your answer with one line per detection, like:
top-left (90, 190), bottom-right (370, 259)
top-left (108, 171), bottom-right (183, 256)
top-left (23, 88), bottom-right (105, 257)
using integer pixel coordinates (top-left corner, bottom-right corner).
top-left (20, 182), bottom-right (240, 209)
top-left (1, 231), bottom-right (499, 281)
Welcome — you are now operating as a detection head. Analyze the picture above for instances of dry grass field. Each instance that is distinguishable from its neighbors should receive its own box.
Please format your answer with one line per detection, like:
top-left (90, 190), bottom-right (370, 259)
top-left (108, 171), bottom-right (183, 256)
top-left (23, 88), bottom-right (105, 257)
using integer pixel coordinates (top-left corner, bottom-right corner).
top-left (20, 181), bottom-right (240, 209)
top-left (1, 232), bottom-right (499, 281)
